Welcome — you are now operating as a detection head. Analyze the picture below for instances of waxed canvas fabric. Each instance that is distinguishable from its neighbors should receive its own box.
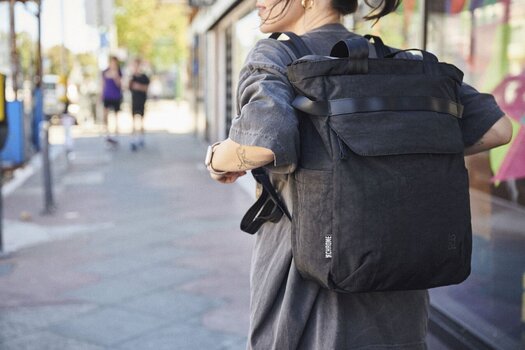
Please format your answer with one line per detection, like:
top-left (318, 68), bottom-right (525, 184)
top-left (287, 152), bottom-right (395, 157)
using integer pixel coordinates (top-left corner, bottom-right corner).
top-left (229, 23), bottom-right (504, 350)
top-left (287, 40), bottom-right (472, 292)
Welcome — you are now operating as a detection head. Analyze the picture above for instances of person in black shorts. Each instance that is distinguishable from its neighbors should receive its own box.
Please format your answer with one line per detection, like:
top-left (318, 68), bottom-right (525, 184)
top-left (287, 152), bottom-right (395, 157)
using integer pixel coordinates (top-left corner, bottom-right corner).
top-left (103, 99), bottom-right (121, 112)
top-left (129, 58), bottom-right (150, 151)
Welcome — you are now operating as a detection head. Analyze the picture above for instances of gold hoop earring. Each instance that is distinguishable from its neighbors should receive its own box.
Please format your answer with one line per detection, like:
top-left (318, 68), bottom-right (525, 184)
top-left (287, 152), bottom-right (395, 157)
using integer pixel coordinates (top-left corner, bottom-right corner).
top-left (301, 0), bottom-right (313, 9)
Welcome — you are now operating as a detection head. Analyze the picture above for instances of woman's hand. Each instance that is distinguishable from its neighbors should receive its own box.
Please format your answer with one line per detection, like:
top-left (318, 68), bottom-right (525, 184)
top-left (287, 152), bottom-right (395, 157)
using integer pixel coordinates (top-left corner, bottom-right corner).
top-left (210, 171), bottom-right (247, 184)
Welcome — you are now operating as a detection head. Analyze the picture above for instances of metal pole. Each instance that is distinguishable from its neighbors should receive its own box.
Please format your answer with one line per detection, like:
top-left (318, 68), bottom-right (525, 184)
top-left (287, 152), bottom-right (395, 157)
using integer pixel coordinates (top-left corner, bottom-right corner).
top-left (0, 154), bottom-right (10, 258)
top-left (40, 120), bottom-right (55, 214)
top-left (0, 153), bottom-right (4, 253)
top-left (422, 0), bottom-right (429, 51)
top-left (60, 0), bottom-right (66, 75)
top-left (36, 0), bottom-right (43, 90)
top-left (0, 73), bottom-right (9, 257)
top-left (9, 0), bottom-right (19, 100)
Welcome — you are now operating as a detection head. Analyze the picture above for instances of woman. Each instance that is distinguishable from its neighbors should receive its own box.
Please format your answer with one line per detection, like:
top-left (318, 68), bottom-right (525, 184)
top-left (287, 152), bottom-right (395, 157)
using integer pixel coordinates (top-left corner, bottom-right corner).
top-left (207, 0), bottom-right (512, 348)
top-left (102, 56), bottom-right (123, 146)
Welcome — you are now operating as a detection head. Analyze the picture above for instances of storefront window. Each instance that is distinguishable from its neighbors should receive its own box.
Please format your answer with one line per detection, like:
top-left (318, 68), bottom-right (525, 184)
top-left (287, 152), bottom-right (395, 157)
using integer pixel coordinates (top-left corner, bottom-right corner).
top-left (426, 1), bottom-right (525, 348)
top-left (232, 10), bottom-right (265, 109)
top-left (353, 0), bottom-right (424, 48)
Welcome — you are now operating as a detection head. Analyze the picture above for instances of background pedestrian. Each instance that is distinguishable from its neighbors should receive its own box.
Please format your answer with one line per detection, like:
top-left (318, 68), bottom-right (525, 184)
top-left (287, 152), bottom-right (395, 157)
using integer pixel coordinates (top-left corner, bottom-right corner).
top-left (129, 58), bottom-right (150, 151)
top-left (102, 56), bottom-right (123, 147)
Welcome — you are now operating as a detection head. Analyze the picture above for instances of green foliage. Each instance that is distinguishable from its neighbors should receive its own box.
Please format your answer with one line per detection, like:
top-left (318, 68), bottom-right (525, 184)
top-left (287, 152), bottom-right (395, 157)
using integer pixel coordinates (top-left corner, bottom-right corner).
top-left (45, 45), bottom-right (74, 75)
top-left (114, 0), bottom-right (188, 71)
top-left (75, 52), bottom-right (99, 79)
top-left (16, 32), bottom-right (36, 80)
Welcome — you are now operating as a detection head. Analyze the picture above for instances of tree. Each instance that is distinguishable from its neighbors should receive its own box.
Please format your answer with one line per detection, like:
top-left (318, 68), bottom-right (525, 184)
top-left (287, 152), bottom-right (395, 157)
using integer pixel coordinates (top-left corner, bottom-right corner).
top-left (44, 45), bottom-right (74, 76)
top-left (74, 52), bottom-right (98, 79)
top-left (16, 32), bottom-right (36, 81)
top-left (114, 0), bottom-right (188, 71)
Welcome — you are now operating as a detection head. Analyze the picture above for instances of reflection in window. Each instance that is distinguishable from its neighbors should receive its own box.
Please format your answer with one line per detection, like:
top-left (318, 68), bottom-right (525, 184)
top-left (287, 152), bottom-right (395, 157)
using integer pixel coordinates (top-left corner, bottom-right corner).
top-left (426, 1), bottom-right (525, 348)
top-left (351, 1), bottom-right (524, 347)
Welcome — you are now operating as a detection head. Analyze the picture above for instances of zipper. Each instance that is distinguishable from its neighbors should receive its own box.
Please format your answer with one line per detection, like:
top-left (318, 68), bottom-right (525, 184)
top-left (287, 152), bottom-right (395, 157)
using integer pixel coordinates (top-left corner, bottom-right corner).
top-left (336, 135), bottom-right (348, 160)
top-left (329, 123), bottom-right (349, 160)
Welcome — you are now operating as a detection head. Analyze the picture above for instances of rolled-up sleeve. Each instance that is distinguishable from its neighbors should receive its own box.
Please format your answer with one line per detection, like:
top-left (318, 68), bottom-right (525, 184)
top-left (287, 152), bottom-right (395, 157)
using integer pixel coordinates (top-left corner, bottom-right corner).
top-left (229, 39), bottom-right (299, 172)
top-left (458, 82), bottom-right (505, 147)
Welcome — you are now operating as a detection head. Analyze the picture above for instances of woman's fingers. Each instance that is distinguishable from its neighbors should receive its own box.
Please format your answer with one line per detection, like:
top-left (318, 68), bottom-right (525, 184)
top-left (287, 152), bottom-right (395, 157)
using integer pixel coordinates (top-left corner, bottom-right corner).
top-left (210, 171), bottom-right (247, 184)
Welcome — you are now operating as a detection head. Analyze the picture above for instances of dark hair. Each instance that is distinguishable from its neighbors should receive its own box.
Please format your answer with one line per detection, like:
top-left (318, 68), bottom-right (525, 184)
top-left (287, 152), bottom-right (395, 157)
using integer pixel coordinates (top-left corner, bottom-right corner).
top-left (109, 56), bottom-right (120, 67)
top-left (265, 0), bottom-right (401, 23)
top-left (334, 0), bottom-right (402, 20)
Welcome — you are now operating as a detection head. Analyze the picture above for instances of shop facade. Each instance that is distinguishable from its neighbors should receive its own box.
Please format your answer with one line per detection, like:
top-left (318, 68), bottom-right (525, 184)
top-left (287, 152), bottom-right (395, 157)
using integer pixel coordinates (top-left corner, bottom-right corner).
top-left (189, 1), bottom-right (525, 348)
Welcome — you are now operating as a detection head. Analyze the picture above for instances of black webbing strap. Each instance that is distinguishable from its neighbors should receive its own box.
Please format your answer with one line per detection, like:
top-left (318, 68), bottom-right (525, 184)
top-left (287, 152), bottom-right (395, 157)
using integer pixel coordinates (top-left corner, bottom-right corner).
top-left (240, 168), bottom-right (292, 235)
top-left (364, 34), bottom-right (390, 58)
top-left (293, 95), bottom-right (464, 119)
top-left (238, 32), bottom-right (310, 234)
top-left (270, 32), bottom-right (312, 59)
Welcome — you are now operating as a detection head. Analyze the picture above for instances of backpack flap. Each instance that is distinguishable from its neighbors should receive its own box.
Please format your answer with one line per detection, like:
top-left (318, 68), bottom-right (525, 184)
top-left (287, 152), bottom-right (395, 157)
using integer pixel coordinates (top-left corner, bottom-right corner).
top-left (329, 106), bottom-right (465, 157)
top-left (288, 51), bottom-right (466, 158)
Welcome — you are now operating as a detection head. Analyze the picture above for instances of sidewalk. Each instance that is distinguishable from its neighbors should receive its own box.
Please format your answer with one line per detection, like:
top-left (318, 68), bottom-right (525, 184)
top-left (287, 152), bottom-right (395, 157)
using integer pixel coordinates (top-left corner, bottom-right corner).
top-left (0, 100), bottom-right (254, 349)
top-left (0, 100), bottom-right (449, 349)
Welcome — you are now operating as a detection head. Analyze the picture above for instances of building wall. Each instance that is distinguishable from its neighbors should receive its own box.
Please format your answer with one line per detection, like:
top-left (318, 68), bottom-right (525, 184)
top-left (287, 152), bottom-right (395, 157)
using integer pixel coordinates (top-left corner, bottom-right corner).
top-left (190, 1), bottom-right (525, 347)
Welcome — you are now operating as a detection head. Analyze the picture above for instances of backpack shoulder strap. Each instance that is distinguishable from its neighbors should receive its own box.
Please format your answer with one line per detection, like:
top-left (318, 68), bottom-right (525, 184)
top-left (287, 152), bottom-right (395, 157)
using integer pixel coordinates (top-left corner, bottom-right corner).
top-left (270, 32), bottom-right (312, 60)
top-left (240, 168), bottom-right (292, 234)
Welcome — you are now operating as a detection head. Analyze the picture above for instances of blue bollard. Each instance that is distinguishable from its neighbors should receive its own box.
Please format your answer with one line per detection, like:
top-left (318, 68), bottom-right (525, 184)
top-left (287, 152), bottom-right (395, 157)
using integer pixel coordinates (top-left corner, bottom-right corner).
top-left (0, 101), bottom-right (25, 166)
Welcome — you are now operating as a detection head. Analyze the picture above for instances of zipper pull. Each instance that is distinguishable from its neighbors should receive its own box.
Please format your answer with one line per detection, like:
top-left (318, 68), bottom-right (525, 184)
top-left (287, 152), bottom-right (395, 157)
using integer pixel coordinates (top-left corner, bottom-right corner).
top-left (337, 136), bottom-right (348, 160)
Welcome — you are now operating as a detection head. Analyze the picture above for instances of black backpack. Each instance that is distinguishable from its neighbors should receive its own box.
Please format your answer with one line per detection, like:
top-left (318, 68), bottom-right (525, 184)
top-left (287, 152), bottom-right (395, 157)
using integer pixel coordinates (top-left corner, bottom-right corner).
top-left (241, 33), bottom-right (471, 293)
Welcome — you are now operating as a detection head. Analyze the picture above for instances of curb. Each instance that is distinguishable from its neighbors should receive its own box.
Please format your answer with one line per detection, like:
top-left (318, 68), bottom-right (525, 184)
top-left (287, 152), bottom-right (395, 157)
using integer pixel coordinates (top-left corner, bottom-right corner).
top-left (2, 145), bottom-right (64, 198)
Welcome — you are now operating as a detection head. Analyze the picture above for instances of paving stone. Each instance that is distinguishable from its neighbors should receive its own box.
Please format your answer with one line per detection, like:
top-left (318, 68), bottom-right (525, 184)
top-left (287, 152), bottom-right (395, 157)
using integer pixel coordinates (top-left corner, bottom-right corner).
top-left (131, 265), bottom-right (206, 289)
top-left (116, 323), bottom-right (246, 350)
top-left (63, 276), bottom-right (161, 304)
top-left (0, 263), bottom-right (14, 277)
top-left (77, 256), bottom-right (163, 277)
top-left (0, 321), bottom-right (37, 343)
top-left (117, 245), bottom-right (189, 266)
top-left (0, 331), bottom-right (106, 350)
top-left (116, 289), bottom-right (222, 321)
top-left (0, 304), bottom-right (97, 329)
top-left (64, 266), bottom-right (205, 304)
top-left (48, 307), bottom-right (170, 347)
top-left (0, 103), bottom-right (255, 348)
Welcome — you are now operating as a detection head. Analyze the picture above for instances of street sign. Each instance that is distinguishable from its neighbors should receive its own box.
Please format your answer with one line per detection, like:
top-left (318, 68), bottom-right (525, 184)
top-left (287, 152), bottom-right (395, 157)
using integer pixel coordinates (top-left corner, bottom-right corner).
top-left (85, 0), bottom-right (114, 28)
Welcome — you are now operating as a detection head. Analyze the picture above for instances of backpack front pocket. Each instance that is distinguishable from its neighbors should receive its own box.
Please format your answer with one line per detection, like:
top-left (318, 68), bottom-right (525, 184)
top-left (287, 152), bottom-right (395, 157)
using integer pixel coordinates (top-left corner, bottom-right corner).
top-left (292, 168), bottom-right (334, 288)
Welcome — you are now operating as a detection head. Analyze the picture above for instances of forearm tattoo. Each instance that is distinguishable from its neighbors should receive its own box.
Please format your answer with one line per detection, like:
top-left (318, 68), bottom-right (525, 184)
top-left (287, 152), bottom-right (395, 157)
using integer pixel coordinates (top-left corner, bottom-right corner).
top-left (236, 146), bottom-right (267, 170)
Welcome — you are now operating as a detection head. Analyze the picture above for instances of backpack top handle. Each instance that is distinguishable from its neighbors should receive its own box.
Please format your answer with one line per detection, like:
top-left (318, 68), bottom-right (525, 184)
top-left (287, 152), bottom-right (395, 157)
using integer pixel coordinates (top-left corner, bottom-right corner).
top-left (330, 37), bottom-right (369, 74)
top-left (364, 34), bottom-right (391, 58)
top-left (386, 48), bottom-right (439, 62)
